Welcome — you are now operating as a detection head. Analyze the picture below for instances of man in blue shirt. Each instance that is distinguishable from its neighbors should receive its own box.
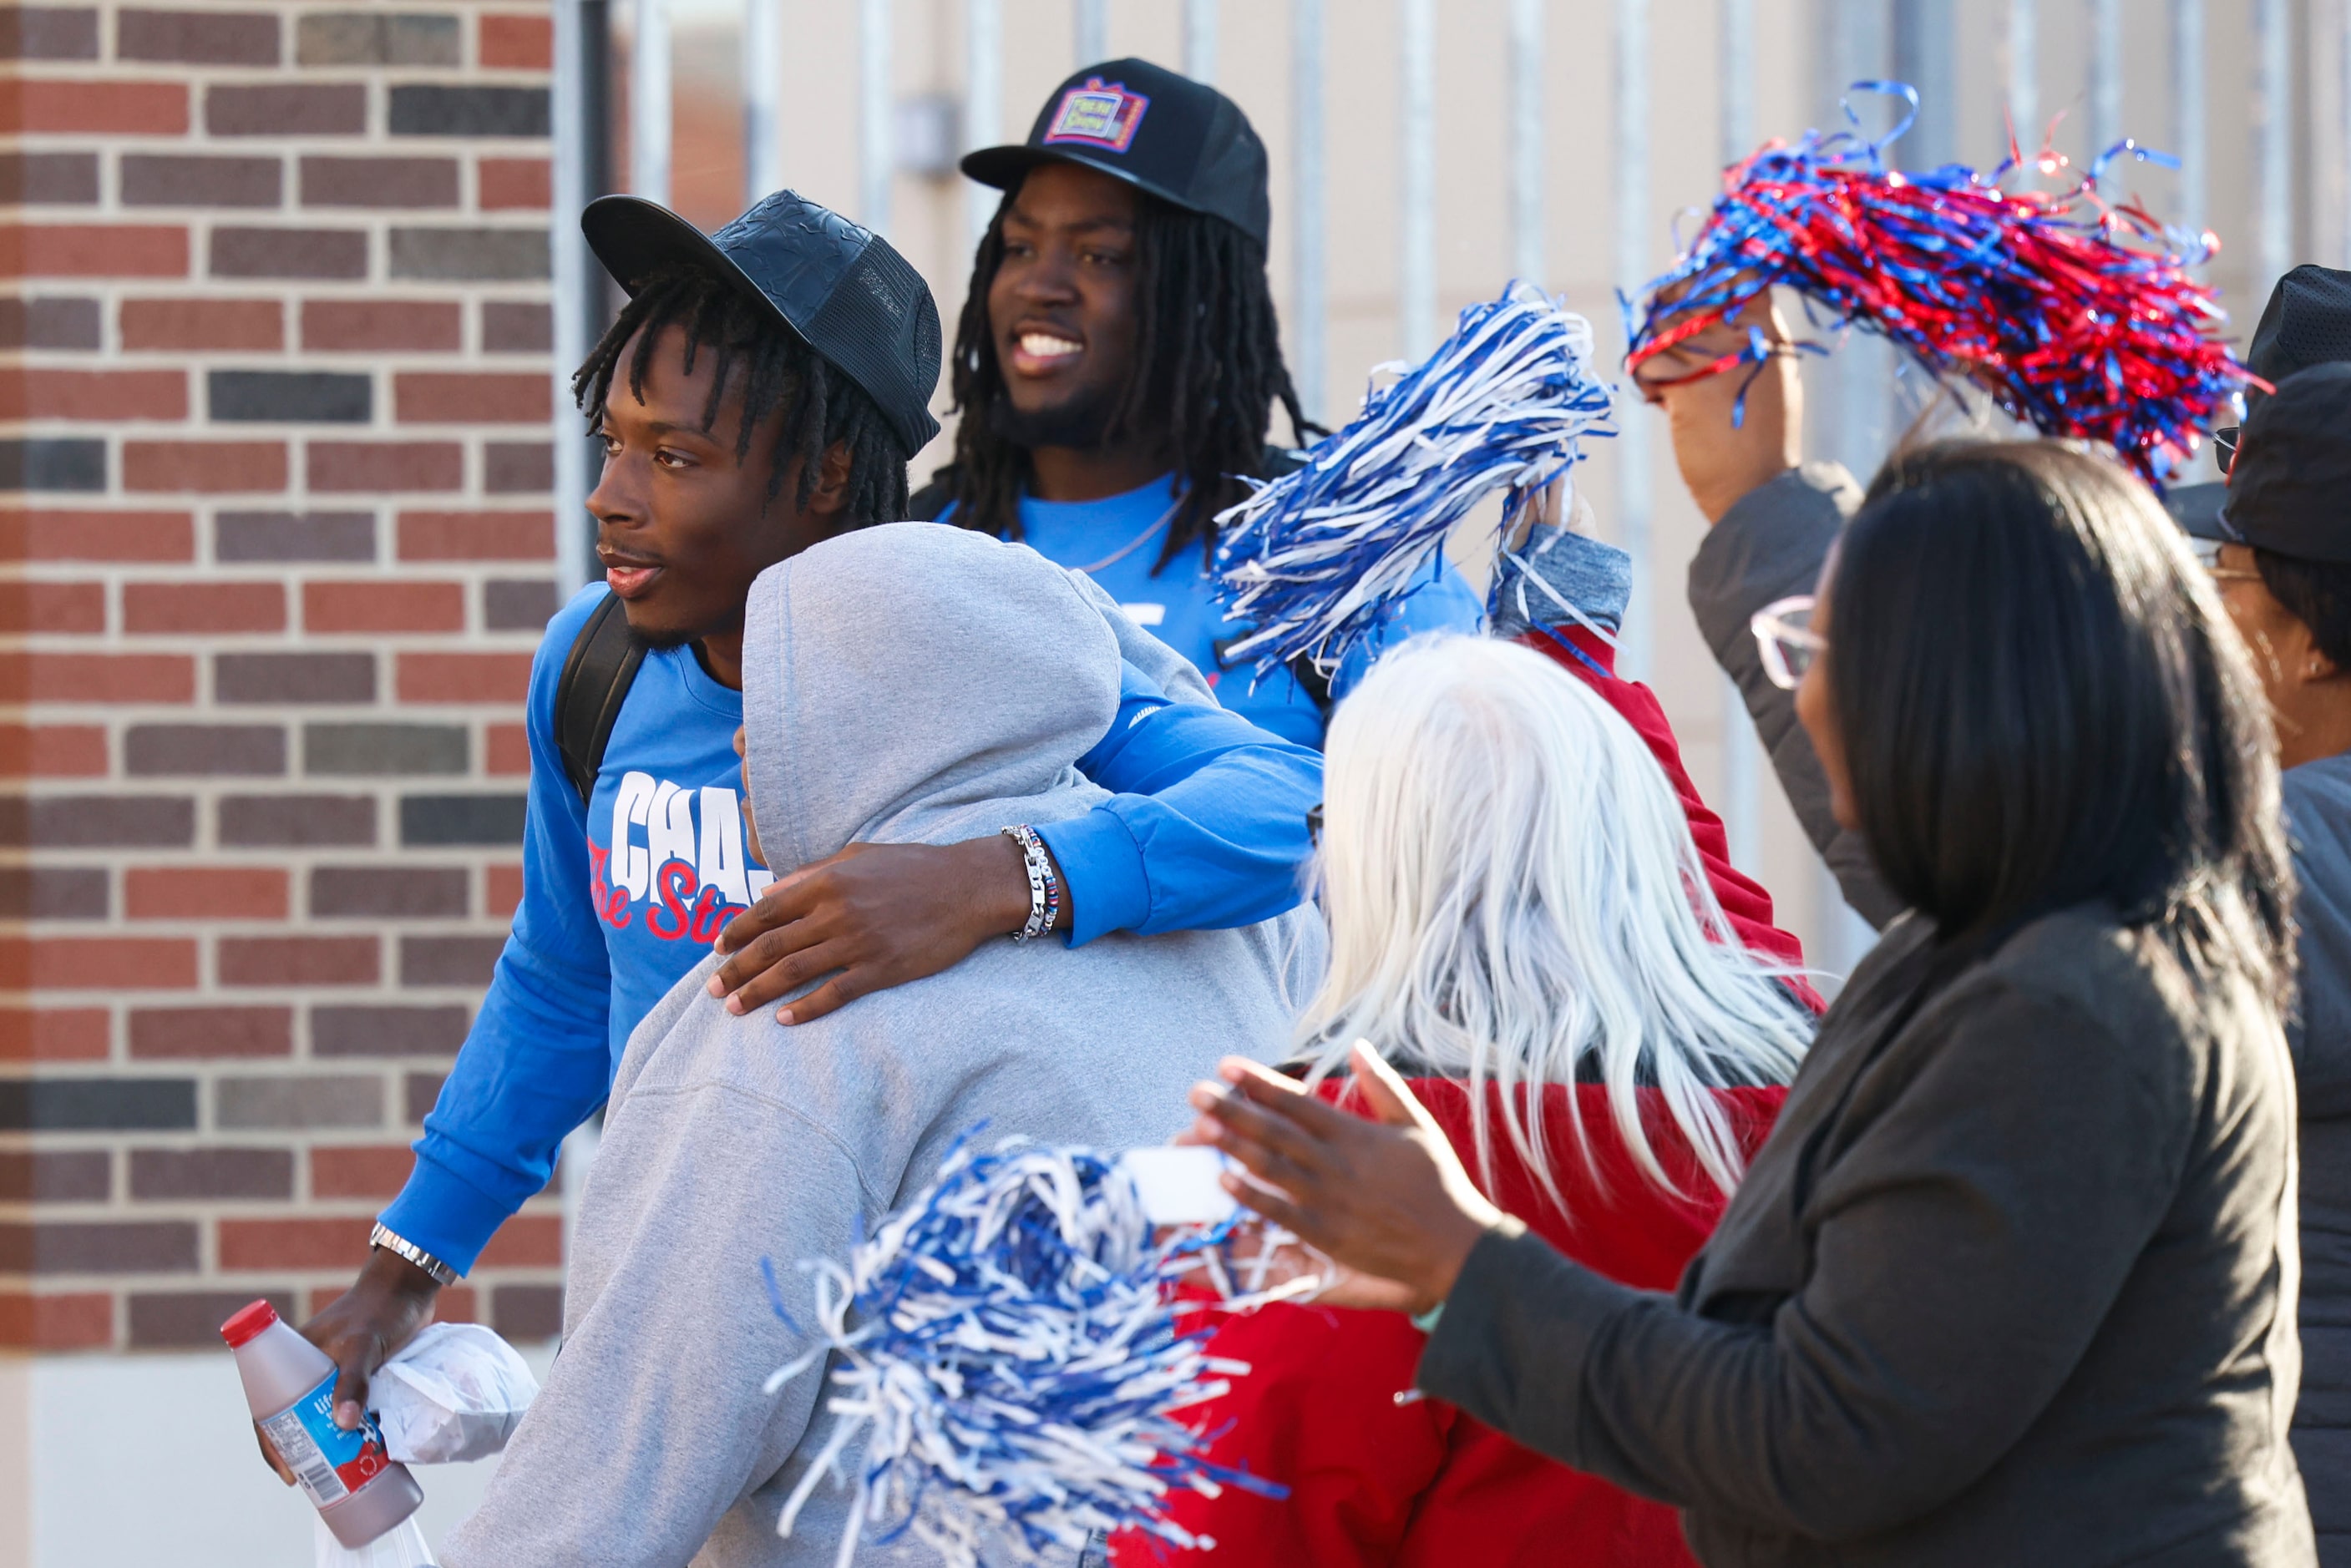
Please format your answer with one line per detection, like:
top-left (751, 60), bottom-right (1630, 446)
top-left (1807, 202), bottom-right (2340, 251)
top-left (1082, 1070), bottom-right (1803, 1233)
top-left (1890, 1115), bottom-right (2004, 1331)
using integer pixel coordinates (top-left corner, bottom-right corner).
top-left (909, 58), bottom-right (1481, 746)
top-left (266, 190), bottom-right (1323, 1458)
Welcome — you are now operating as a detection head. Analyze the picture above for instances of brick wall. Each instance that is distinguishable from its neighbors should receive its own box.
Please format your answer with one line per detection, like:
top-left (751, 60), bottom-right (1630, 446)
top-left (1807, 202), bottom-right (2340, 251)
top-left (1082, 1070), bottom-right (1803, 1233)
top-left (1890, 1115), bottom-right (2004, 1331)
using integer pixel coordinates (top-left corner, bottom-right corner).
top-left (2, 3), bottom-right (566, 1352)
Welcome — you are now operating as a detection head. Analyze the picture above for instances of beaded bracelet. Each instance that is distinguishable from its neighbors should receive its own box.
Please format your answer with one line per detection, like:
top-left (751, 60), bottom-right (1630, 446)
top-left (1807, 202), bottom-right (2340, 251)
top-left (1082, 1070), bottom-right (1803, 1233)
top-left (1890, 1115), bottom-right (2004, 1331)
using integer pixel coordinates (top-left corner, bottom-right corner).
top-left (1000, 825), bottom-right (1061, 943)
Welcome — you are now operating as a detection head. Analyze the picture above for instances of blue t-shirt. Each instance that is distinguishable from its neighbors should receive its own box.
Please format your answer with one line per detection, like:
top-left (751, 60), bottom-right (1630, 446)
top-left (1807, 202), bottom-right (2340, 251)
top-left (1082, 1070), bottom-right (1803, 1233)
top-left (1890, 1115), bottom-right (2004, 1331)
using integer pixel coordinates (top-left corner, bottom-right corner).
top-left (381, 583), bottom-right (1323, 1272)
top-left (974, 475), bottom-right (1486, 747)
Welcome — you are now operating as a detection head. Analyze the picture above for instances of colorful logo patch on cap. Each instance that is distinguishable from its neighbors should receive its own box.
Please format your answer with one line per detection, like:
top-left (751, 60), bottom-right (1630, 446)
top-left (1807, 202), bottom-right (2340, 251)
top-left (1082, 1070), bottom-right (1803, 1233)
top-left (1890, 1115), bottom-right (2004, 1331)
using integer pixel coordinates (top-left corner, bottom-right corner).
top-left (1041, 78), bottom-right (1151, 154)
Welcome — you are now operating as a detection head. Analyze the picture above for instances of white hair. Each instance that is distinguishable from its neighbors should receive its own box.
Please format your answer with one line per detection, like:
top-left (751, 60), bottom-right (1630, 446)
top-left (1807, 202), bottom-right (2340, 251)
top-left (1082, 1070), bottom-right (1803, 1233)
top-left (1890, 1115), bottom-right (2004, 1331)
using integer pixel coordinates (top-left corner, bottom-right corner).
top-left (1300, 635), bottom-right (1813, 1211)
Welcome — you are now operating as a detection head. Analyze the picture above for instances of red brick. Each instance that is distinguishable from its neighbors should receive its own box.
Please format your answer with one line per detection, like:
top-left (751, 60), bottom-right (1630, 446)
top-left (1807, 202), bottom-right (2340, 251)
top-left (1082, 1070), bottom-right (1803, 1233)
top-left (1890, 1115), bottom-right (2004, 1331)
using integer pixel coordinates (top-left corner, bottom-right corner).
top-left (477, 13), bottom-right (552, 68)
top-left (303, 579), bottom-right (464, 634)
top-left (0, 724), bottom-right (109, 776)
top-left (0, 508), bottom-right (193, 562)
top-left (398, 510), bottom-right (551, 561)
top-left (485, 723), bottom-right (529, 776)
top-left (216, 935), bottom-right (377, 987)
top-left (0, 79), bottom-right (188, 134)
top-left (206, 83), bottom-right (363, 137)
top-left (124, 440), bottom-right (286, 494)
top-left (0, 937), bottom-right (197, 989)
top-left (476, 1214), bottom-right (563, 1269)
top-left (0, 224), bottom-right (188, 278)
top-left (301, 299), bottom-right (460, 352)
top-left (0, 651), bottom-right (194, 703)
top-left (397, 652), bottom-right (531, 704)
top-left (121, 581), bottom-right (285, 635)
top-left (0, 1292), bottom-right (114, 1351)
top-left (128, 1004), bottom-right (290, 1059)
top-left (0, 368), bottom-right (185, 422)
top-left (478, 156), bottom-right (550, 210)
top-left (485, 862), bottom-right (524, 917)
top-left (307, 442), bottom-right (461, 493)
top-left (310, 1145), bottom-right (414, 1201)
top-left (394, 372), bottom-right (550, 424)
top-left (0, 1008), bottom-right (110, 1060)
top-left (120, 297), bottom-right (281, 352)
top-left (0, 581), bottom-right (103, 635)
top-left (218, 1216), bottom-right (371, 1271)
top-left (125, 867), bottom-right (287, 921)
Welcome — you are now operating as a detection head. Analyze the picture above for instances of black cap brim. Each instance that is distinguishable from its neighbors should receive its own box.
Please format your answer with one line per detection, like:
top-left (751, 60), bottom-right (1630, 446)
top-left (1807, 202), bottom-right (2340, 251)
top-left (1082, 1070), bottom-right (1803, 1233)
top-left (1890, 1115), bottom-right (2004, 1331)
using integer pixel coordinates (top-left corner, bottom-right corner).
top-left (583, 195), bottom-right (795, 336)
top-left (961, 143), bottom-right (1209, 227)
top-left (580, 193), bottom-right (942, 454)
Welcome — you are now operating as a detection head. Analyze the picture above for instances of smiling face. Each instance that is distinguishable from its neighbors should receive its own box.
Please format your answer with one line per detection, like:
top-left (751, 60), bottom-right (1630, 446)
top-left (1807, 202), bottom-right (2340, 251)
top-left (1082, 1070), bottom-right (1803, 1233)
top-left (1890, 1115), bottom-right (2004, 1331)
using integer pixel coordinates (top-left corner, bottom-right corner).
top-left (985, 162), bottom-right (1143, 448)
top-left (587, 322), bottom-right (846, 652)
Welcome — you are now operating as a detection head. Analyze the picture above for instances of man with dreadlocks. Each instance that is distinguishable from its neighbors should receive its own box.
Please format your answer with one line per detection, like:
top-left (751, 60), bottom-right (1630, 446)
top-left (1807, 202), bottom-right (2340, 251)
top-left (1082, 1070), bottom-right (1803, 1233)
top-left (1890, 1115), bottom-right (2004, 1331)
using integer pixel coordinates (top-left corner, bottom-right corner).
top-left (261, 190), bottom-right (1326, 1469)
top-left (914, 59), bottom-right (1482, 746)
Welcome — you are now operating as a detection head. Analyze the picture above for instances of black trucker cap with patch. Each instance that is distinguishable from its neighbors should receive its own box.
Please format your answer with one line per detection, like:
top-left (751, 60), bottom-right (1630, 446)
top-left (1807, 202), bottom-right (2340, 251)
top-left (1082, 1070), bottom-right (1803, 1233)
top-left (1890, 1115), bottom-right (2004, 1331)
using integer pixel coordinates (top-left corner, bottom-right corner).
top-left (581, 190), bottom-right (943, 456)
top-left (960, 58), bottom-right (1271, 249)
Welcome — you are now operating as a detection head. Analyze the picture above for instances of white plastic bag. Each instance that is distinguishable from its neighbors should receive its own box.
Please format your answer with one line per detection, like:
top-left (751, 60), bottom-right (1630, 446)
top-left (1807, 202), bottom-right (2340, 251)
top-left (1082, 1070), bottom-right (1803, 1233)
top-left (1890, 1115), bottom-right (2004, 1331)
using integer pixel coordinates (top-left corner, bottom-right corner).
top-left (315, 1514), bottom-right (436, 1568)
top-left (374, 1323), bottom-right (539, 1465)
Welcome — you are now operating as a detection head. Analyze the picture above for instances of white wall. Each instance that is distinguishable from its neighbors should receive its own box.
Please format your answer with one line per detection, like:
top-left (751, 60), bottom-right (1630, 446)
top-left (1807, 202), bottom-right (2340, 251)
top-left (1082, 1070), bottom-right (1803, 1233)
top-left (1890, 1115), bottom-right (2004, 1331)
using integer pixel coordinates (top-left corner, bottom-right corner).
top-left (0, 1346), bottom-right (555, 1568)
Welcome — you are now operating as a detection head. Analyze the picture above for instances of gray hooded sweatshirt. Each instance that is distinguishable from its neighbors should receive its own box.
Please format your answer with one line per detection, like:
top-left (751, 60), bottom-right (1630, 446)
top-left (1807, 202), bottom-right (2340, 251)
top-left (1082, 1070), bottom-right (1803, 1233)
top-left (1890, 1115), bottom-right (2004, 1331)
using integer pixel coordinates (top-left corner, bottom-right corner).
top-left (443, 524), bottom-right (1322, 1568)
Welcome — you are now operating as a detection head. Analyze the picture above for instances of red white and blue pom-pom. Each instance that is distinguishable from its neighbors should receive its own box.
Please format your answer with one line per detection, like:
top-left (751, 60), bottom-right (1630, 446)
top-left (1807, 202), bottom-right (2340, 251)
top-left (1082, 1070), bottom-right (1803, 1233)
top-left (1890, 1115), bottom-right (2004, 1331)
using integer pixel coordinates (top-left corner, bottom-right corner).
top-left (1214, 280), bottom-right (1615, 683)
top-left (1625, 81), bottom-right (2255, 485)
top-left (764, 1136), bottom-right (1285, 1568)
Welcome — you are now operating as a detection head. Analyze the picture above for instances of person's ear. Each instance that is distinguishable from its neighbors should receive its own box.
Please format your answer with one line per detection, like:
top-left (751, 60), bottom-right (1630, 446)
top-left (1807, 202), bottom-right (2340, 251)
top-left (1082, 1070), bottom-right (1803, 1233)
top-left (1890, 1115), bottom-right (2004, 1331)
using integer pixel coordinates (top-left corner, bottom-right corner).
top-left (802, 440), bottom-right (854, 519)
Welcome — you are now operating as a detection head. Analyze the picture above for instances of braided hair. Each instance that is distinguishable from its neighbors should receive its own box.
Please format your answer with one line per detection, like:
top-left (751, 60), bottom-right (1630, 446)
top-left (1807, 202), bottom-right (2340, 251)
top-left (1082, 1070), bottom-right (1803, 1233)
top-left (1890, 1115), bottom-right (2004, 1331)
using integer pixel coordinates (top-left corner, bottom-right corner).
top-left (944, 190), bottom-right (1317, 572)
top-left (574, 264), bottom-right (910, 525)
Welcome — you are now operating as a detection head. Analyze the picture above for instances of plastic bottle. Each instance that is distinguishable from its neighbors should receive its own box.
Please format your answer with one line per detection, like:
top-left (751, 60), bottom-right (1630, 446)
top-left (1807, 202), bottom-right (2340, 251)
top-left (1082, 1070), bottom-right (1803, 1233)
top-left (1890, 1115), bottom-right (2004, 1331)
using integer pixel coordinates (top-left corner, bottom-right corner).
top-left (221, 1299), bottom-right (424, 1548)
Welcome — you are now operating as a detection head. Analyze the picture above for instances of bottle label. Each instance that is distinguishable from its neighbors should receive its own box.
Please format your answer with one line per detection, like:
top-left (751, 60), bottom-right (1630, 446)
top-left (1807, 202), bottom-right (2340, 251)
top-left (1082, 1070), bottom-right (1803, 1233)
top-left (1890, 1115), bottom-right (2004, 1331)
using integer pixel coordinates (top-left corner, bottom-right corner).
top-left (259, 1368), bottom-right (393, 1510)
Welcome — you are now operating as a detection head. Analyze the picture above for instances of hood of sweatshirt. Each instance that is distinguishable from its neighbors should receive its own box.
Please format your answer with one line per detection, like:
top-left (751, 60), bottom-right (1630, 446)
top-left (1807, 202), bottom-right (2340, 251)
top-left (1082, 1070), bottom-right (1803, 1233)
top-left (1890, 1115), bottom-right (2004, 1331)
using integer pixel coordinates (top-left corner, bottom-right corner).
top-left (738, 522), bottom-right (1122, 870)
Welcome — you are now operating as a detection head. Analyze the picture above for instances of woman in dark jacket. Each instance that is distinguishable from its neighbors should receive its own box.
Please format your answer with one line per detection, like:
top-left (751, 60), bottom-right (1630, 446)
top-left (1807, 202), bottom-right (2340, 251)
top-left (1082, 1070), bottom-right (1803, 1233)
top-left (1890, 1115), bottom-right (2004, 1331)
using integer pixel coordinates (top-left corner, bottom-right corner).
top-left (1186, 442), bottom-right (2316, 1565)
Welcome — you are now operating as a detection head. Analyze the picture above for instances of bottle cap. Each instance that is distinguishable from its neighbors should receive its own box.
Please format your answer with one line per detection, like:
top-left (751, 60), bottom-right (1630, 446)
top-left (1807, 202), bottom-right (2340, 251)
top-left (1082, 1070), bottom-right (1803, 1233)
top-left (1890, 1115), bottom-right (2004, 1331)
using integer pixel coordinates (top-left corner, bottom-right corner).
top-left (219, 1298), bottom-right (280, 1348)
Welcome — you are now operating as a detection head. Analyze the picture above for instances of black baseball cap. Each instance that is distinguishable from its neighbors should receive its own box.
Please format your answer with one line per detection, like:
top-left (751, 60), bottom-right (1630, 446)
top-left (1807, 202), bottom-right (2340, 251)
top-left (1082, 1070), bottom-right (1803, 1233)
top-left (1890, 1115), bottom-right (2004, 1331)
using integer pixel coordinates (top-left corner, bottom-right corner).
top-left (961, 58), bottom-right (1270, 248)
top-left (2212, 362), bottom-right (2351, 565)
top-left (581, 190), bottom-right (942, 456)
top-left (2212, 264), bottom-right (2351, 478)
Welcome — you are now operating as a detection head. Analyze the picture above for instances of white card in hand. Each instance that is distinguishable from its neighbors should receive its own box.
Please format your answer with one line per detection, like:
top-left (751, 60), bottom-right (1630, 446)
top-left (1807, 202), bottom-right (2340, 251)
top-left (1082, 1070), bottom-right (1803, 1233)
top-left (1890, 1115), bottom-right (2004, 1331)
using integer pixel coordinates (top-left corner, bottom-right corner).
top-left (1118, 1146), bottom-right (1239, 1225)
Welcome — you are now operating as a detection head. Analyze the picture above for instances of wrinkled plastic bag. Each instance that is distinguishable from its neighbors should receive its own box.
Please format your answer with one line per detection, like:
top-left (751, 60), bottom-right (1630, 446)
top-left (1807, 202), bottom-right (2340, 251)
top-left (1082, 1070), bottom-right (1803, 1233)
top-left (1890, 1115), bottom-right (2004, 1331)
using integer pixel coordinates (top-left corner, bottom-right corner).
top-left (375, 1322), bottom-right (539, 1465)
top-left (315, 1514), bottom-right (436, 1568)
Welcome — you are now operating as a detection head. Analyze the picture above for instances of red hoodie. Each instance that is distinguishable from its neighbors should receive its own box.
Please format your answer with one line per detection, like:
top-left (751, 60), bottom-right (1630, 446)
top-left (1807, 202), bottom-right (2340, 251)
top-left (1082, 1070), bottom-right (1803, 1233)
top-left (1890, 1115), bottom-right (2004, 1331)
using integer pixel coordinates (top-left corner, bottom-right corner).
top-left (1110, 617), bottom-right (1815, 1565)
top-left (1114, 1081), bottom-right (1786, 1567)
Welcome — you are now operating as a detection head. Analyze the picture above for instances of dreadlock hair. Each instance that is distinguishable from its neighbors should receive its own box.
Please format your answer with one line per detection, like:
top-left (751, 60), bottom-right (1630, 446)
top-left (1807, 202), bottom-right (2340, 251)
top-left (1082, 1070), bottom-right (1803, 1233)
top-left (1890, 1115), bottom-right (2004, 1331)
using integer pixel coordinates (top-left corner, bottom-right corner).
top-left (944, 188), bottom-right (1318, 573)
top-left (574, 263), bottom-right (910, 526)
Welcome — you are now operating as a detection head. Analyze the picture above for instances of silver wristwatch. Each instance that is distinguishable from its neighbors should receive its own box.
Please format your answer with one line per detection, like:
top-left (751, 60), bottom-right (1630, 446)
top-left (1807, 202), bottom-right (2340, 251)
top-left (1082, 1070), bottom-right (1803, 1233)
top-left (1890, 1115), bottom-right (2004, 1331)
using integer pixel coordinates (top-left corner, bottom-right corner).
top-left (369, 1222), bottom-right (463, 1288)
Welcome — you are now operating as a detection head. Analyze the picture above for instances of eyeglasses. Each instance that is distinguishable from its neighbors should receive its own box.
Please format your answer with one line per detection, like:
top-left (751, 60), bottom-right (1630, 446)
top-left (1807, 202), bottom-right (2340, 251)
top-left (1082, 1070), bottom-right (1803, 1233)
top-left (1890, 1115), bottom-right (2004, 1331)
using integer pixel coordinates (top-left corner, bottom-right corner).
top-left (1306, 802), bottom-right (1323, 847)
top-left (2215, 425), bottom-right (2241, 475)
top-left (1751, 594), bottom-right (1827, 691)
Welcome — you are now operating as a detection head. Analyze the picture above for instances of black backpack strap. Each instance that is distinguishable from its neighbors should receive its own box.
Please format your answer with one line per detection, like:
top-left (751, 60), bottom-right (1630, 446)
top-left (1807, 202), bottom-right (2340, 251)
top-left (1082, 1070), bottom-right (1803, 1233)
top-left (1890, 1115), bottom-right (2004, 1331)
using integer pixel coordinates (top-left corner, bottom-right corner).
top-left (554, 592), bottom-right (646, 808)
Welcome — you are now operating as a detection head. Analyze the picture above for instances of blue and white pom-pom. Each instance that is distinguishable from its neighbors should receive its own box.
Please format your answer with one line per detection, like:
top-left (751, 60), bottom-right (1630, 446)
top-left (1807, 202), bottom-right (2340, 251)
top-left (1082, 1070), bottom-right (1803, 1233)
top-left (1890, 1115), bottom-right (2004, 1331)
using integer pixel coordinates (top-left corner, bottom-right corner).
top-left (764, 1136), bottom-right (1288, 1568)
top-left (1214, 280), bottom-right (1617, 682)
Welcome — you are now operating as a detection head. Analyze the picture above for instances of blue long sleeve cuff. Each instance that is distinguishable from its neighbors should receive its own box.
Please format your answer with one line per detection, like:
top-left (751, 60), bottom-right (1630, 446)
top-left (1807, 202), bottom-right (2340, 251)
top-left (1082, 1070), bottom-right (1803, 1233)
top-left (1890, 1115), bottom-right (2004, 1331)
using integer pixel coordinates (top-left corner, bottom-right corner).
top-left (378, 1153), bottom-right (518, 1277)
top-left (1033, 807), bottom-right (1152, 948)
top-left (1050, 661), bottom-right (1319, 944)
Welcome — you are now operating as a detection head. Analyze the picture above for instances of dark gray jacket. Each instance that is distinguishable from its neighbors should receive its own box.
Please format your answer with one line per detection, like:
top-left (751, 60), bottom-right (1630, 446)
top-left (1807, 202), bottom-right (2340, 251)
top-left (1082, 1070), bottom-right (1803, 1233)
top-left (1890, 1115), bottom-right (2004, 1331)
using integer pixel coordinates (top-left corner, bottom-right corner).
top-left (1420, 903), bottom-right (2313, 1565)
top-left (1688, 463), bottom-right (2351, 1560)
